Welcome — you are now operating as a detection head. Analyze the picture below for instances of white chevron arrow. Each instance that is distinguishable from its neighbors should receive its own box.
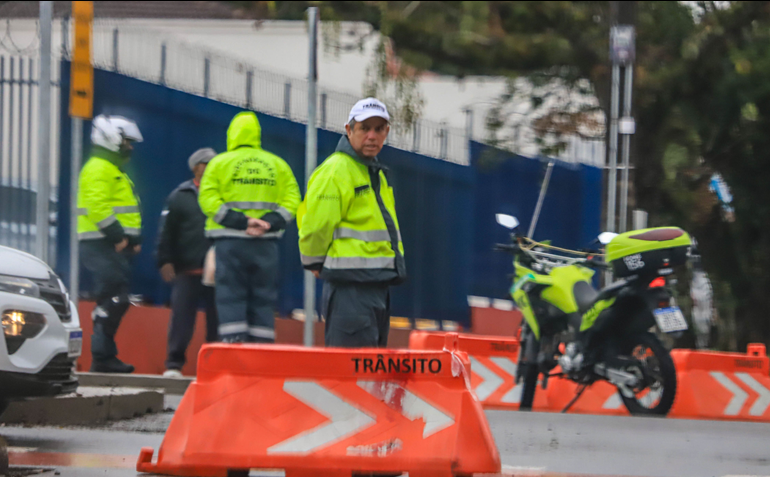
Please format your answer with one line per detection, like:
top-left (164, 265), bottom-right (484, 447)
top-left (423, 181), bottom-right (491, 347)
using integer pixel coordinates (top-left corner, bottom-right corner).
top-left (603, 393), bottom-right (623, 410)
top-left (358, 381), bottom-right (455, 438)
top-left (710, 371), bottom-right (748, 416)
top-left (470, 356), bottom-right (505, 401)
top-left (489, 356), bottom-right (522, 404)
top-left (734, 372), bottom-right (770, 416)
top-left (268, 381), bottom-right (376, 454)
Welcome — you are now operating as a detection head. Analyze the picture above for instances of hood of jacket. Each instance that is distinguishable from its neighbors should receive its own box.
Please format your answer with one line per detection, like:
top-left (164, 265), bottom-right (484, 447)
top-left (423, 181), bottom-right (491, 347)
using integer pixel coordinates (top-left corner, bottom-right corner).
top-left (227, 111), bottom-right (262, 151)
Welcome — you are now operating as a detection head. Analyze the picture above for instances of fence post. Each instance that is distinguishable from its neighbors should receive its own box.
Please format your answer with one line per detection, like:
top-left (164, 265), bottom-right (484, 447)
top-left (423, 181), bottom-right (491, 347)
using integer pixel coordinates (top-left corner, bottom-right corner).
top-left (284, 81), bottom-right (291, 119)
top-left (412, 122), bottom-right (420, 152)
top-left (26, 58), bottom-right (34, 251)
top-left (320, 92), bottom-right (327, 129)
top-left (37, 1), bottom-right (53, 261)
top-left (9, 57), bottom-right (16, 248)
top-left (440, 125), bottom-right (448, 160)
top-left (112, 28), bottom-right (119, 72)
top-left (61, 16), bottom-right (69, 57)
top-left (0, 57), bottom-right (5, 246)
top-left (246, 70), bottom-right (253, 109)
top-left (464, 108), bottom-right (474, 165)
top-left (160, 42), bottom-right (166, 85)
top-left (203, 57), bottom-right (210, 97)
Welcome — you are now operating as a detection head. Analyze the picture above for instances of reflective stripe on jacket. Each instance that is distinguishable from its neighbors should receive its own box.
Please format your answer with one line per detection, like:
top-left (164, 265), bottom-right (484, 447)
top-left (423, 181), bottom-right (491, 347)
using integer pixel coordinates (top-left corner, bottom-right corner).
top-left (77, 151), bottom-right (141, 241)
top-left (298, 136), bottom-right (406, 284)
top-left (199, 112), bottom-right (301, 239)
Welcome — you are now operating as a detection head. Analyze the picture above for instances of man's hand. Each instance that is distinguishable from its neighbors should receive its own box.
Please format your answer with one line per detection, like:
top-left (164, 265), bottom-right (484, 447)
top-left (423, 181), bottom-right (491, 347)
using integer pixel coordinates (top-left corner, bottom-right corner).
top-left (115, 238), bottom-right (129, 252)
top-left (246, 218), bottom-right (271, 237)
top-left (312, 270), bottom-right (321, 279)
top-left (133, 244), bottom-right (142, 254)
top-left (160, 263), bottom-right (176, 283)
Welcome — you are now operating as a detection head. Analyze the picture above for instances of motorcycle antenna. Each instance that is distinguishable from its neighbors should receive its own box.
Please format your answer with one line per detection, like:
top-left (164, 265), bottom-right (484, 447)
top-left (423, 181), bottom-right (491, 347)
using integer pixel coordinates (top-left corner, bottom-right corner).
top-left (528, 159), bottom-right (556, 238)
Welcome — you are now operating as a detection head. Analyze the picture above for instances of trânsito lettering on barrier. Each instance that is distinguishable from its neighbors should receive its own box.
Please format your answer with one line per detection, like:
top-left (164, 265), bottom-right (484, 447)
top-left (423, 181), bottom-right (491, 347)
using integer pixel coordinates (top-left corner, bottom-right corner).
top-left (352, 355), bottom-right (443, 374)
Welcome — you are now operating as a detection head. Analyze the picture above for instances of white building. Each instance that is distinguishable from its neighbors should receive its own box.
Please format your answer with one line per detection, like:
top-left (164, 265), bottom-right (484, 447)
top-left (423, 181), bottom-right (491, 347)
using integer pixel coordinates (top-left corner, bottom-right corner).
top-left (1, 2), bottom-right (604, 166)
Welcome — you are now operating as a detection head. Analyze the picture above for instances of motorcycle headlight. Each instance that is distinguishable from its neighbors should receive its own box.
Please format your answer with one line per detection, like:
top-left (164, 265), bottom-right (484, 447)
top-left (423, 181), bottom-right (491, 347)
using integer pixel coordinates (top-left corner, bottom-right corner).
top-left (2, 310), bottom-right (46, 338)
top-left (0, 275), bottom-right (40, 298)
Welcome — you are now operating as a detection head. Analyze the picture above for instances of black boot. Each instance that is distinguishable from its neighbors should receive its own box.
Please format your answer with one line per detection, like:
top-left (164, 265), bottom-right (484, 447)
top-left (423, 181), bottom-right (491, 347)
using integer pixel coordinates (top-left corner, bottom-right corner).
top-left (90, 357), bottom-right (135, 374)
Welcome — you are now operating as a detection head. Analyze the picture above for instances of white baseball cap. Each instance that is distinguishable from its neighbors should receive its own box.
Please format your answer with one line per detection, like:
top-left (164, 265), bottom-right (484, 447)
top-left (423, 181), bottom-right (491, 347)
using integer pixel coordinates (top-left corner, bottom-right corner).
top-left (347, 97), bottom-right (390, 125)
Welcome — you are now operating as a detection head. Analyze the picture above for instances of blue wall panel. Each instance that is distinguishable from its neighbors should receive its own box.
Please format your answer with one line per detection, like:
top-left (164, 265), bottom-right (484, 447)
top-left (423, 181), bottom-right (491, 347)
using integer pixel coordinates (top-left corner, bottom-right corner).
top-left (469, 141), bottom-right (603, 301)
top-left (57, 64), bottom-right (602, 327)
top-left (57, 64), bottom-right (475, 325)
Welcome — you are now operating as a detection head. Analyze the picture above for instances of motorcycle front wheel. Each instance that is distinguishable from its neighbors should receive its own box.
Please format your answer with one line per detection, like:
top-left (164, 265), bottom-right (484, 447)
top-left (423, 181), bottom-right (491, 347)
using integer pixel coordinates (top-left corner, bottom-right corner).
top-left (618, 332), bottom-right (677, 416)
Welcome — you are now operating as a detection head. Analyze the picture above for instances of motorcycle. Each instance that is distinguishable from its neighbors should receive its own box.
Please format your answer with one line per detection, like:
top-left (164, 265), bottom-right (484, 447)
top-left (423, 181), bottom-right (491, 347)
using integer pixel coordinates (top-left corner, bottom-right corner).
top-left (494, 214), bottom-right (691, 415)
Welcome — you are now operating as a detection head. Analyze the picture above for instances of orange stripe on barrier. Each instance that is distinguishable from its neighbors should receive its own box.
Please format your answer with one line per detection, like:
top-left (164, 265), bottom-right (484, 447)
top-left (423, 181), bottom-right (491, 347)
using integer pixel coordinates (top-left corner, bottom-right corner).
top-left (137, 338), bottom-right (500, 477)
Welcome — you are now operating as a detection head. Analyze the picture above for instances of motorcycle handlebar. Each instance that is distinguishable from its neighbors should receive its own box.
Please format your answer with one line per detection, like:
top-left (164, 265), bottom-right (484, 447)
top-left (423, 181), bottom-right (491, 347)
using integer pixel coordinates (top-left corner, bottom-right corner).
top-left (493, 243), bottom-right (520, 253)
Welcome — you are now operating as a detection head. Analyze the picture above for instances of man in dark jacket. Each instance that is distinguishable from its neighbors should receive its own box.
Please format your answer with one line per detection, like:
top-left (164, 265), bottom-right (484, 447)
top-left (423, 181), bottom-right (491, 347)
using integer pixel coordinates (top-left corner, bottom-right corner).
top-left (156, 148), bottom-right (219, 377)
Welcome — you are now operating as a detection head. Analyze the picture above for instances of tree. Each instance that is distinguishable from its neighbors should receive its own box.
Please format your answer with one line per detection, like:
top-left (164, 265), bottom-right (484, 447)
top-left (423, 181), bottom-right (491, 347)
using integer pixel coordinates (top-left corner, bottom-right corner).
top-left (233, 1), bottom-right (770, 349)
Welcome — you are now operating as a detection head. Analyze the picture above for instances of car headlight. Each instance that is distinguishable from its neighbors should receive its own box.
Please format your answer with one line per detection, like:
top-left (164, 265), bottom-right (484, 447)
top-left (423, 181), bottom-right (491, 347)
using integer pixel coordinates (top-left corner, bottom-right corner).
top-left (0, 275), bottom-right (40, 298)
top-left (2, 310), bottom-right (46, 338)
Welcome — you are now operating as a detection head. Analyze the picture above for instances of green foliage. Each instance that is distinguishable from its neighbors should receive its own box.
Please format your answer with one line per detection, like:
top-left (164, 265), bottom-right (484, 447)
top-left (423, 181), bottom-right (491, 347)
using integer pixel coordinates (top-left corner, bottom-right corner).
top-left (230, 0), bottom-right (770, 349)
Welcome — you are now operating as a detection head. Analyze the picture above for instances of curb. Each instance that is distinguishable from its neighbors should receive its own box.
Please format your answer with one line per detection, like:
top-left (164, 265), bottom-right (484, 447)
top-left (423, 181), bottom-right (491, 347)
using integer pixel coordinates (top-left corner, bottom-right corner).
top-left (76, 372), bottom-right (193, 394)
top-left (0, 387), bottom-right (164, 426)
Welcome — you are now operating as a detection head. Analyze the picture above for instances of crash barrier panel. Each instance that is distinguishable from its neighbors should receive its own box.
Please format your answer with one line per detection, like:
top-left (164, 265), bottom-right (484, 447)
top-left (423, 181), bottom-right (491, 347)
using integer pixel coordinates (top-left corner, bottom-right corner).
top-left (410, 332), bottom-right (770, 421)
top-left (668, 344), bottom-right (770, 421)
top-left (409, 331), bottom-right (550, 410)
top-left (137, 337), bottom-right (501, 477)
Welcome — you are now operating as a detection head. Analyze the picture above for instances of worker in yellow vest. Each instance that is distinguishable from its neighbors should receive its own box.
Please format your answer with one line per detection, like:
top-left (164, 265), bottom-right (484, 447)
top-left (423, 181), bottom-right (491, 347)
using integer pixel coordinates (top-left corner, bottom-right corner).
top-left (77, 115), bottom-right (143, 373)
top-left (299, 98), bottom-right (406, 347)
top-left (199, 112), bottom-right (301, 343)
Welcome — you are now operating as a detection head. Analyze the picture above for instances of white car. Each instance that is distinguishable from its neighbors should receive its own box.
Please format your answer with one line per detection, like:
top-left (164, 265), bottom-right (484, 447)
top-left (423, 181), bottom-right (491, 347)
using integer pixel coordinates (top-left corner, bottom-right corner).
top-left (0, 245), bottom-right (82, 413)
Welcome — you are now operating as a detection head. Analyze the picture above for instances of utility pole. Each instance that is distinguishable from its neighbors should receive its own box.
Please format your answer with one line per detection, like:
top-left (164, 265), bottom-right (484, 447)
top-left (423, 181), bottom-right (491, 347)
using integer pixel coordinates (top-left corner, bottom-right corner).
top-left (303, 7), bottom-right (319, 347)
top-left (36, 1), bottom-right (53, 262)
top-left (607, 1), bottom-right (636, 234)
top-left (69, 1), bottom-right (95, 305)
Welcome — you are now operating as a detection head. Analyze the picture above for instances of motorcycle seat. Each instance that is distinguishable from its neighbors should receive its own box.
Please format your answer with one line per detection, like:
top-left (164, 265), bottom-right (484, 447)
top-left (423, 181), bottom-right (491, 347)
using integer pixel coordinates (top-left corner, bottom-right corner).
top-left (573, 281), bottom-right (600, 313)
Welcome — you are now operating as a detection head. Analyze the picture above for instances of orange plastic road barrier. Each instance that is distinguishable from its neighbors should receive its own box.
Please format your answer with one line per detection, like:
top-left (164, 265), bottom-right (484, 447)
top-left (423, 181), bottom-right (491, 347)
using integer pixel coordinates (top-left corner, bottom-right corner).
top-left (409, 331), bottom-right (550, 410)
top-left (137, 338), bottom-right (500, 477)
top-left (668, 344), bottom-right (770, 421)
top-left (412, 333), bottom-right (770, 422)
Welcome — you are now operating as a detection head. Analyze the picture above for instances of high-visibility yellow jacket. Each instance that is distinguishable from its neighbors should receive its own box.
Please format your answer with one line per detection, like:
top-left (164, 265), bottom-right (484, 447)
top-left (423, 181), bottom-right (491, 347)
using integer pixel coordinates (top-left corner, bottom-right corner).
top-left (199, 111), bottom-right (301, 239)
top-left (298, 136), bottom-right (406, 284)
top-left (77, 148), bottom-right (141, 243)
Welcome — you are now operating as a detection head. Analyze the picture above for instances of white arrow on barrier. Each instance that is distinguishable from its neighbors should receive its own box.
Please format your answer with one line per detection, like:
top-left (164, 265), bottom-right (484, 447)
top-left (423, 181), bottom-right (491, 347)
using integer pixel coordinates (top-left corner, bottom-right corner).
top-left (358, 381), bottom-right (455, 438)
top-left (734, 372), bottom-right (770, 416)
top-left (710, 371), bottom-right (748, 416)
top-left (470, 356), bottom-right (505, 402)
top-left (268, 381), bottom-right (376, 454)
top-left (603, 393), bottom-right (623, 410)
top-left (603, 387), bottom-right (663, 411)
top-left (488, 356), bottom-right (522, 404)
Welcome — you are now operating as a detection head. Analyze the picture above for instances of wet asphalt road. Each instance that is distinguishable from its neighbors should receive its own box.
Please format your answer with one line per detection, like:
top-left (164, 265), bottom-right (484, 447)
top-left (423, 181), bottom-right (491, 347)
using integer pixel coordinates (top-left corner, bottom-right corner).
top-left (2, 395), bottom-right (770, 477)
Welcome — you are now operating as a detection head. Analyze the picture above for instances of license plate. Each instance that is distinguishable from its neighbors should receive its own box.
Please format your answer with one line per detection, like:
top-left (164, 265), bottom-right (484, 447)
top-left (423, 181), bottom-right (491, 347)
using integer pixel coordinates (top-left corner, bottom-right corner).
top-left (68, 330), bottom-right (83, 357)
top-left (653, 307), bottom-right (688, 333)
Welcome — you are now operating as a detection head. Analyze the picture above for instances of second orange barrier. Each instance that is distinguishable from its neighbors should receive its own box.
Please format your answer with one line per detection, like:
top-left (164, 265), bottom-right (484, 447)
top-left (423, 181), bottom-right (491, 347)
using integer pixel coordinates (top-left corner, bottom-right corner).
top-left (410, 331), bottom-right (770, 421)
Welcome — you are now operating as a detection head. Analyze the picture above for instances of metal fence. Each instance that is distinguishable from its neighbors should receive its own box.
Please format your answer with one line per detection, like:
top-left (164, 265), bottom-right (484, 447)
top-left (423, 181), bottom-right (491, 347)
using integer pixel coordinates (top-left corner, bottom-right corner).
top-left (66, 19), bottom-right (471, 165)
top-left (0, 53), bottom-right (59, 257)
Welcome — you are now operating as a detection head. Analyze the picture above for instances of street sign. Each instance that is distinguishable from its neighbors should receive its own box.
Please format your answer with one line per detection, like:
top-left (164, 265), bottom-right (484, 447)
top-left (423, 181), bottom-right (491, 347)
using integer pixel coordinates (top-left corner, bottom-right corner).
top-left (70, 1), bottom-right (93, 119)
top-left (610, 25), bottom-right (635, 64)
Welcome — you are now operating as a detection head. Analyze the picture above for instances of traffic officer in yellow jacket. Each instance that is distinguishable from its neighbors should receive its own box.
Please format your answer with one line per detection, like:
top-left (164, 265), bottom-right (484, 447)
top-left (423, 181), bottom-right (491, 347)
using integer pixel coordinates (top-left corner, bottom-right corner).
top-left (78, 115), bottom-right (143, 373)
top-left (299, 98), bottom-right (406, 348)
top-left (199, 111), bottom-right (301, 343)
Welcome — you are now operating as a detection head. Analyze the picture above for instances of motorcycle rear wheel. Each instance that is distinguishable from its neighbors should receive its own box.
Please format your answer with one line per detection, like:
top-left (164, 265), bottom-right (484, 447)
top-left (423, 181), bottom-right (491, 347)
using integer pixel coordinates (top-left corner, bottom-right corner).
top-left (618, 332), bottom-right (677, 416)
